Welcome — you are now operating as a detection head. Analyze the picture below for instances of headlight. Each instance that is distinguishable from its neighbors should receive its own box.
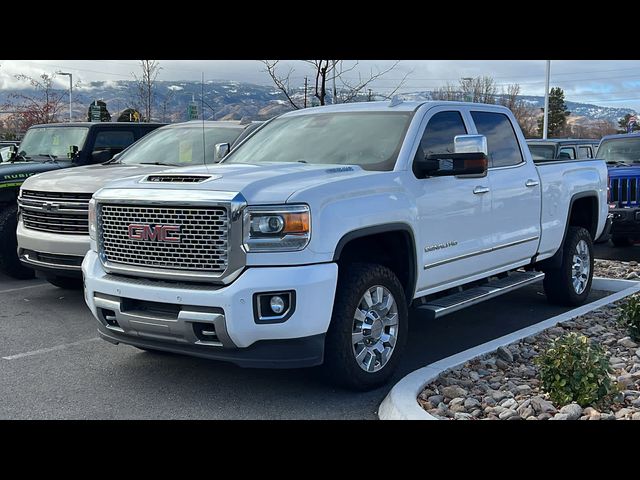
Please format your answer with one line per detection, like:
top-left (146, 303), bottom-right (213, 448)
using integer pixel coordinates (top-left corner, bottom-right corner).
top-left (243, 205), bottom-right (310, 252)
top-left (88, 198), bottom-right (97, 241)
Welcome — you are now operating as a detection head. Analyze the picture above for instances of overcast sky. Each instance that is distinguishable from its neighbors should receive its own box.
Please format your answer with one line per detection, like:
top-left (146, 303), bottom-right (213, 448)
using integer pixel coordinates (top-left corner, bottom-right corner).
top-left (1, 59), bottom-right (640, 110)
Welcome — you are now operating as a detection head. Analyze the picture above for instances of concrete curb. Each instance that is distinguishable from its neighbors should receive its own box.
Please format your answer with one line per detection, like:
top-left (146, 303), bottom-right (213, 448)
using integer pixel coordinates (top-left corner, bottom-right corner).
top-left (378, 277), bottom-right (640, 420)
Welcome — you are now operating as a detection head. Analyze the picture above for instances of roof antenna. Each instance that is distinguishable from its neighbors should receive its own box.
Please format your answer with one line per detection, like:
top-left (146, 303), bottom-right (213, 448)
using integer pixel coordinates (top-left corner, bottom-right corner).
top-left (388, 95), bottom-right (403, 108)
top-left (202, 72), bottom-right (206, 170)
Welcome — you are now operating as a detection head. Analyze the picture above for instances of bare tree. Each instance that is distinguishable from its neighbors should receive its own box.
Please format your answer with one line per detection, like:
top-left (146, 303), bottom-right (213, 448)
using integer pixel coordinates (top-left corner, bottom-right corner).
top-left (431, 76), bottom-right (498, 104)
top-left (498, 83), bottom-right (539, 137)
top-left (132, 60), bottom-right (161, 122)
top-left (161, 88), bottom-right (176, 123)
top-left (3, 73), bottom-right (66, 131)
top-left (460, 76), bottom-right (497, 104)
top-left (431, 82), bottom-right (462, 101)
top-left (262, 60), bottom-right (407, 109)
top-left (332, 61), bottom-right (410, 103)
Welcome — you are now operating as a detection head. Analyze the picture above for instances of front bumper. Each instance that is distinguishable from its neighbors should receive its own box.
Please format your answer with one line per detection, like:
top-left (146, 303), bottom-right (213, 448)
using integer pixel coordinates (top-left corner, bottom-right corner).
top-left (82, 251), bottom-right (339, 368)
top-left (610, 207), bottom-right (640, 238)
top-left (17, 221), bottom-right (88, 277)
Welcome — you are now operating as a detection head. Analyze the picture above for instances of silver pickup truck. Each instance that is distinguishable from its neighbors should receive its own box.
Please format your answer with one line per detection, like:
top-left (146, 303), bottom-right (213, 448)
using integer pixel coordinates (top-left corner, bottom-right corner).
top-left (17, 121), bottom-right (260, 288)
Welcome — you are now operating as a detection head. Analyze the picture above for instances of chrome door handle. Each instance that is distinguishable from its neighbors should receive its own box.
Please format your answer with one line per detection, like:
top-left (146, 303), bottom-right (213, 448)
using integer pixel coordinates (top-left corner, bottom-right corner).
top-left (525, 179), bottom-right (540, 187)
top-left (473, 186), bottom-right (490, 194)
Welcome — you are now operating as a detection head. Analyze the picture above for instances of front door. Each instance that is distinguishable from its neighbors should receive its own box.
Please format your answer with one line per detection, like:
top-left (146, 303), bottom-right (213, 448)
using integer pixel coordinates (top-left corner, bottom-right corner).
top-left (412, 109), bottom-right (495, 296)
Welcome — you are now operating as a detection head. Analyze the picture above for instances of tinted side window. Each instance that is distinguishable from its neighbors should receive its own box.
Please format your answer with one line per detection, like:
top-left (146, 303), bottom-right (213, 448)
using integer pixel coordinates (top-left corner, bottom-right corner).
top-left (559, 147), bottom-right (576, 159)
top-left (471, 111), bottom-right (523, 168)
top-left (578, 146), bottom-right (592, 159)
top-left (93, 131), bottom-right (135, 151)
top-left (413, 111), bottom-right (467, 177)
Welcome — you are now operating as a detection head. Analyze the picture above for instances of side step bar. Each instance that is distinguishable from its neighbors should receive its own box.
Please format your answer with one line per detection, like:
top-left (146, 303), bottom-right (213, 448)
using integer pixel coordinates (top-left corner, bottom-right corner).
top-left (416, 271), bottom-right (545, 320)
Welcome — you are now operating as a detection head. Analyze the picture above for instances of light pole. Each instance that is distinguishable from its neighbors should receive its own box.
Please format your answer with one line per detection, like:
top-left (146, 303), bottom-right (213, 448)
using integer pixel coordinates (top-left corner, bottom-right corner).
top-left (57, 72), bottom-right (73, 122)
top-left (542, 60), bottom-right (550, 139)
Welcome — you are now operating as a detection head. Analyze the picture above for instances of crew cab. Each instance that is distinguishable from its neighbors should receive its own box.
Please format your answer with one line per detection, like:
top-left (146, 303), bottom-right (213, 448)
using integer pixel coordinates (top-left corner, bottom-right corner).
top-left (82, 101), bottom-right (608, 390)
top-left (17, 121), bottom-right (261, 288)
top-left (598, 133), bottom-right (640, 246)
top-left (0, 122), bottom-right (164, 279)
top-left (527, 138), bottom-right (600, 162)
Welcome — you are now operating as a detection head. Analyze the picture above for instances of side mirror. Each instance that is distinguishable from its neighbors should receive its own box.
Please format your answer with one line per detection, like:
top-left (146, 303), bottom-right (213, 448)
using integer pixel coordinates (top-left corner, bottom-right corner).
top-left (415, 134), bottom-right (488, 177)
top-left (7, 145), bottom-right (17, 161)
top-left (67, 145), bottom-right (79, 159)
top-left (214, 142), bottom-right (230, 162)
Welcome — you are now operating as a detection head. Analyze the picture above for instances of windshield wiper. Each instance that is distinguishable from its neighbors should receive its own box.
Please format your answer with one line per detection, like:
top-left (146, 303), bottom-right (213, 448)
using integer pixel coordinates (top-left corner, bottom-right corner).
top-left (37, 153), bottom-right (58, 163)
top-left (10, 152), bottom-right (30, 163)
top-left (139, 162), bottom-right (180, 166)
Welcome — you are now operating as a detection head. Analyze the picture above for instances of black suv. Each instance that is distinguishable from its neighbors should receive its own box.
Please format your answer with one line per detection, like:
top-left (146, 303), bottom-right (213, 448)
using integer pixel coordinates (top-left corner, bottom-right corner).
top-left (0, 122), bottom-right (165, 279)
top-left (526, 139), bottom-right (600, 162)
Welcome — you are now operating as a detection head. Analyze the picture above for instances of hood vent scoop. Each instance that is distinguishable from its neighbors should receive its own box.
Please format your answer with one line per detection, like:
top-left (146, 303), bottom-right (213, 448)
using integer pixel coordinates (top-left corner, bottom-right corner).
top-left (143, 174), bottom-right (219, 183)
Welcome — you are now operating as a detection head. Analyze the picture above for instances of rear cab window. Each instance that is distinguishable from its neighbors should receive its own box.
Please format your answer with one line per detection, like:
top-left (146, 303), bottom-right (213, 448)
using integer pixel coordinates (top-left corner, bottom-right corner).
top-left (471, 111), bottom-right (523, 168)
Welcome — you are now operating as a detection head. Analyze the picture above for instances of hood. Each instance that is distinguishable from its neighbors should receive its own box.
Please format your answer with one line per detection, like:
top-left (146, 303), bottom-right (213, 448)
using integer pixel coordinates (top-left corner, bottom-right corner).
top-left (20, 162), bottom-right (179, 194)
top-left (100, 162), bottom-right (378, 204)
top-left (607, 165), bottom-right (640, 177)
top-left (0, 161), bottom-right (63, 187)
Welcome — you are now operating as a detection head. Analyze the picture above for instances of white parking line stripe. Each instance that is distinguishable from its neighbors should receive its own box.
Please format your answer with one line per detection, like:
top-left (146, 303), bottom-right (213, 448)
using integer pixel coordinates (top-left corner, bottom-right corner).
top-left (0, 283), bottom-right (47, 295)
top-left (2, 338), bottom-right (99, 360)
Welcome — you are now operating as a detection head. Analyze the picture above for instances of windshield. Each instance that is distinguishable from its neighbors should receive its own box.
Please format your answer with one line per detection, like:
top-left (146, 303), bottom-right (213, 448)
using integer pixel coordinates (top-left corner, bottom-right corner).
top-left (118, 126), bottom-right (244, 166)
top-left (597, 138), bottom-right (640, 164)
top-left (223, 112), bottom-right (413, 171)
top-left (529, 144), bottom-right (556, 161)
top-left (18, 127), bottom-right (88, 159)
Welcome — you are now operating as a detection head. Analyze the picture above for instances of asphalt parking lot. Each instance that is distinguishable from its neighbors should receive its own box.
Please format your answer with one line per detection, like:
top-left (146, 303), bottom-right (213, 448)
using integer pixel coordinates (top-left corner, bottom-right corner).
top-left (1, 253), bottom-right (621, 420)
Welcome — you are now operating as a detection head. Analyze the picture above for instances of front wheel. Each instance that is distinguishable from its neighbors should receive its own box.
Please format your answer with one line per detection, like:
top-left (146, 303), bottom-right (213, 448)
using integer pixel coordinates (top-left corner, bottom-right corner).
top-left (543, 226), bottom-right (594, 306)
top-left (323, 263), bottom-right (408, 391)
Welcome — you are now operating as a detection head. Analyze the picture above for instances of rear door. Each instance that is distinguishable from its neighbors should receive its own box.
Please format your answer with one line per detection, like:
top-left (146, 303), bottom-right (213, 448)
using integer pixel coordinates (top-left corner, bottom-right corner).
top-left (470, 110), bottom-right (541, 268)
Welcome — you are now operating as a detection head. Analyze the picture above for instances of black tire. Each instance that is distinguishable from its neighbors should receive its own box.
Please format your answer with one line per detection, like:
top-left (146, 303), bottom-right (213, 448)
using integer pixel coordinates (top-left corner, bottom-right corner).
top-left (543, 226), bottom-right (594, 306)
top-left (46, 275), bottom-right (83, 290)
top-left (323, 263), bottom-right (408, 391)
top-left (0, 205), bottom-right (35, 280)
top-left (611, 236), bottom-right (633, 247)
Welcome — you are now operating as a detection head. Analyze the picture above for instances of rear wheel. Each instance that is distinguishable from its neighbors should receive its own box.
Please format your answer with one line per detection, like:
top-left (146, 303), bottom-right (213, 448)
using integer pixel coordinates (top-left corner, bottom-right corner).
top-left (323, 263), bottom-right (408, 391)
top-left (0, 205), bottom-right (35, 280)
top-left (611, 235), bottom-right (633, 247)
top-left (46, 276), bottom-right (83, 290)
top-left (543, 226), bottom-right (594, 306)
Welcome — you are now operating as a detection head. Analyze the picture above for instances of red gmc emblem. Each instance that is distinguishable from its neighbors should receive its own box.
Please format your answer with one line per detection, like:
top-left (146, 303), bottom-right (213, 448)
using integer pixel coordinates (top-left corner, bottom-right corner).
top-left (128, 224), bottom-right (181, 242)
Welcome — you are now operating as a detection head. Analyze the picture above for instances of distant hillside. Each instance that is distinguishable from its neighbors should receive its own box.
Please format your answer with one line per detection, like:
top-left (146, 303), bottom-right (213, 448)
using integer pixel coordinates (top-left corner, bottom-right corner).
top-left (0, 80), bottom-right (635, 125)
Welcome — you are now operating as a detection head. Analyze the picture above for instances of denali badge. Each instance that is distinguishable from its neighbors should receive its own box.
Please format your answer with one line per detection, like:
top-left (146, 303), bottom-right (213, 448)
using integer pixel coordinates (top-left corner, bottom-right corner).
top-left (128, 224), bottom-right (181, 242)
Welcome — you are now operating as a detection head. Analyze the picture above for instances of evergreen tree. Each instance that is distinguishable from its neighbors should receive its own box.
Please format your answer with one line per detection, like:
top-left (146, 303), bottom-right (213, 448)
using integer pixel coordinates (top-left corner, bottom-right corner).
top-left (537, 87), bottom-right (570, 138)
top-left (617, 113), bottom-right (640, 133)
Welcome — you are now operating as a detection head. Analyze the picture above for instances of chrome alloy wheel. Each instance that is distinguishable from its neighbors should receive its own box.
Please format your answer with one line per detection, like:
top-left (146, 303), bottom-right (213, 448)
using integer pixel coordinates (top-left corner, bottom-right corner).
top-left (352, 285), bottom-right (399, 373)
top-left (572, 239), bottom-right (590, 295)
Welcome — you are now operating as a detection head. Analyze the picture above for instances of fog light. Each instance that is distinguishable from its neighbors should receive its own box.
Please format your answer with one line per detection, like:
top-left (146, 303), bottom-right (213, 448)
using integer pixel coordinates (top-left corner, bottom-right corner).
top-left (254, 291), bottom-right (296, 324)
top-left (270, 296), bottom-right (285, 314)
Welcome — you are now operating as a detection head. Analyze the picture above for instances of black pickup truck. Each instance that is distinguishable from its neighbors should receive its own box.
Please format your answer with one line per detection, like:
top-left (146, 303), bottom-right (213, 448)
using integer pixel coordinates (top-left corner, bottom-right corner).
top-left (0, 122), bottom-right (164, 279)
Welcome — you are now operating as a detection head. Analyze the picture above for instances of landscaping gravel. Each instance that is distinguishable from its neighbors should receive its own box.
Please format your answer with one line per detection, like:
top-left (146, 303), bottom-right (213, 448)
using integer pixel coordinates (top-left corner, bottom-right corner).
top-left (417, 260), bottom-right (640, 420)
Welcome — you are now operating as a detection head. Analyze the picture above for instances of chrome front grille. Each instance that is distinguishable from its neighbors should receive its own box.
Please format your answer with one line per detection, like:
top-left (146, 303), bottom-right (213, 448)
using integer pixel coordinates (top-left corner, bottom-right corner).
top-left (99, 204), bottom-right (229, 274)
top-left (19, 190), bottom-right (92, 234)
top-left (610, 177), bottom-right (640, 206)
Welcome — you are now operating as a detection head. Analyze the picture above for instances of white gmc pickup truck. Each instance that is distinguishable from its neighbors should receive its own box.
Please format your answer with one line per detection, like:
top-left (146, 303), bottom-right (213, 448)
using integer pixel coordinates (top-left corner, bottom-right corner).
top-left (82, 100), bottom-right (608, 390)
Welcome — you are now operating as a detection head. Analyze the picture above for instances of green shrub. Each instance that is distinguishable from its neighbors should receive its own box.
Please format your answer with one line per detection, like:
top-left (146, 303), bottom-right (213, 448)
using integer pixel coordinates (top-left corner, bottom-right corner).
top-left (619, 295), bottom-right (640, 341)
top-left (535, 332), bottom-right (616, 407)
